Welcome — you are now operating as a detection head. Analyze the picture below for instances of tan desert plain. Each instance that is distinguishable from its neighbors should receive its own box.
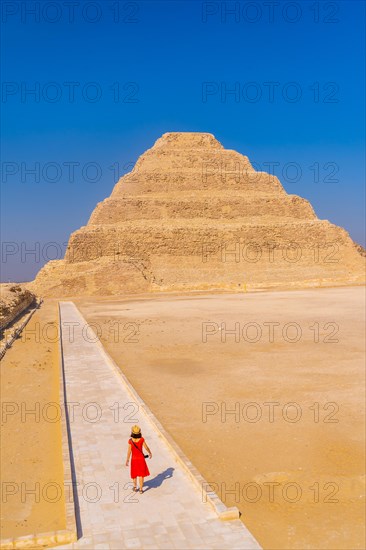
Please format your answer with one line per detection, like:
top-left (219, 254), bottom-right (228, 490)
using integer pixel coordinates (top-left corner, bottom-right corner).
top-left (1, 133), bottom-right (365, 550)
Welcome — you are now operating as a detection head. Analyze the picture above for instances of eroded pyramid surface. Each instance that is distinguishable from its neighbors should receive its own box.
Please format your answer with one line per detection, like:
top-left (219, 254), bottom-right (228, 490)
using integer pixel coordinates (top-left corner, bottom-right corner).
top-left (33, 132), bottom-right (365, 296)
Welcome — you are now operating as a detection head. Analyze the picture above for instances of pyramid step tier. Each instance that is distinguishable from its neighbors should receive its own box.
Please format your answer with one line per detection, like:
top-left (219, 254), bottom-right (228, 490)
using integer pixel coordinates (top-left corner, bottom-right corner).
top-left (112, 171), bottom-right (284, 195)
top-left (89, 194), bottom-right (315, 224)
top-left (65, 219), bottom-right (354, 263)
top-left (134, 148), bottom-right (253, 173)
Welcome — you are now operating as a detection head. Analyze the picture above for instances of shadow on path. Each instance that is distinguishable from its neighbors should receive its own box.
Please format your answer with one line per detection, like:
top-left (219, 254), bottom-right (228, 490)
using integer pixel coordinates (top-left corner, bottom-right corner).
top-left (144, 467), bottom-right (175, 491)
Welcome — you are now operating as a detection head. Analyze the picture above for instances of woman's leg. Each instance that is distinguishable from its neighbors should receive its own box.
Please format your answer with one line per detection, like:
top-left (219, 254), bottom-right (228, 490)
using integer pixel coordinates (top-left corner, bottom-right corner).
top-left (132, 477), bottom-right (137, 491)
top-left (139, 476), bottom-right (144, 492)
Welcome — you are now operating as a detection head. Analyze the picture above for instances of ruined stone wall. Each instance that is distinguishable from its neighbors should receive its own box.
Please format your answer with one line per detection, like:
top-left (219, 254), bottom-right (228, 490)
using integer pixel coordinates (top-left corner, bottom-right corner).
top-left (0, 285), bottom-right (36, 330)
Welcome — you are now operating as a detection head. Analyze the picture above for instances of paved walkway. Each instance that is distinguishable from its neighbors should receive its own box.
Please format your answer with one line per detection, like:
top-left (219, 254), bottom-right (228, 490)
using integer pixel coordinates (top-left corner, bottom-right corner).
top-left (58, 302), bottom-right (262, 550)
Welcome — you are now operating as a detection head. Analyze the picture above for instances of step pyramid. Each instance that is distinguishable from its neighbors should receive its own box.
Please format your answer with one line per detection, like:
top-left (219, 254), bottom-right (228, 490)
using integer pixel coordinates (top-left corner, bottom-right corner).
top-left (33, 132), bottom-right (365, 296)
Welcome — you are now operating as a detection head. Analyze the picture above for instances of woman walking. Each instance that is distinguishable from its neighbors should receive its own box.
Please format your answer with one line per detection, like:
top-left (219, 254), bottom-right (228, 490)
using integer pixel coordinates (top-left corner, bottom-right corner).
top-left (126, 425), bottom-right (152, 493)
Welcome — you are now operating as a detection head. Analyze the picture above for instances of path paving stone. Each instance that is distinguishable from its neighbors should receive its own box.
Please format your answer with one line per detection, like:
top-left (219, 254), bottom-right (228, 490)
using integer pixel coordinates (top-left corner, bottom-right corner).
top-left (57, 302), bottom-right (262, 550)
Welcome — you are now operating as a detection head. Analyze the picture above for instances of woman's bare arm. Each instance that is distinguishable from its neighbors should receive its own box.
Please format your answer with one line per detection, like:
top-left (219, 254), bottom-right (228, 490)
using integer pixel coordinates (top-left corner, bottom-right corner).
top-left (143, 440), bottom-right (152, 458)
top-left (126, 443), bottom-right (132, 466)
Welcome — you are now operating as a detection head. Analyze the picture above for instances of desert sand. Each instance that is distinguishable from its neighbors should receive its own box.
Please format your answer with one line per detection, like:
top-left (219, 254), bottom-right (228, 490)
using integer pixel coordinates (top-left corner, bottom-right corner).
top-left (1, 287), bottom-right (364, 548)
top-left (75, 286), bottom-right (366, 550)
top-left (0, 300), bottom-right (66, 539)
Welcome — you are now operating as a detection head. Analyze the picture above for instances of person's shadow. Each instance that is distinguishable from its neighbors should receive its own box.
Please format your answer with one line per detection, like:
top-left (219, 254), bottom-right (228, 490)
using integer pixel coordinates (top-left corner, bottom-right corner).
top-left (143, 467), bottom-right (174, 492)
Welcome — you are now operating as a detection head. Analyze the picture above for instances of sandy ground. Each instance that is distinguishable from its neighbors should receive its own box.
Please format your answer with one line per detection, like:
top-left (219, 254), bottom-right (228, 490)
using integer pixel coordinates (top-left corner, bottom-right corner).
top-left (77, 287), bottom-right (366, 550)
top-left (0, 300), bottom-right (66, 539)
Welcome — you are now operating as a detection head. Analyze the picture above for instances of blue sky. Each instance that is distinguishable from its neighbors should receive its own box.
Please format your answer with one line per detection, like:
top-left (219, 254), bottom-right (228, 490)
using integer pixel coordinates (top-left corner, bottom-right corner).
top-left (1, 0), bottom-right (365, 281)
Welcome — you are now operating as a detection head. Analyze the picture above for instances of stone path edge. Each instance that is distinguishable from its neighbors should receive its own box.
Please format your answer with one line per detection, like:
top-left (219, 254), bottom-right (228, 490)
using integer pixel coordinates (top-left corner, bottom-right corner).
top-left (0, 305), bottom-right (78, 550)
top-left (57, 302), bottom-right (79, 543)
top-left (68, 302), bottom-right (241, 523)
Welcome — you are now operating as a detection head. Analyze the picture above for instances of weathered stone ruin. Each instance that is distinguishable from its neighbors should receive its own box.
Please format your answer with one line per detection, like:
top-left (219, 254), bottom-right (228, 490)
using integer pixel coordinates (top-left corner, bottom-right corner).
top-left (32, 132), bottom-right (365, 296)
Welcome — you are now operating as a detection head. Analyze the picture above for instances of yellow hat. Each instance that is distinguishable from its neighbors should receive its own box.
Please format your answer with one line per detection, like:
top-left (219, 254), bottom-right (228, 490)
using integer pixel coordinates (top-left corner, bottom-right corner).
top-left (131, 425), bottom-right (141, 434)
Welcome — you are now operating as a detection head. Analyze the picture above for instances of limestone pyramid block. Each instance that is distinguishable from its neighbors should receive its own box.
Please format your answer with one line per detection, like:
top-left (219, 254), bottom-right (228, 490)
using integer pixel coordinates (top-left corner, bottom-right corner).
top-left (32, 132), bottom-right (365, 296)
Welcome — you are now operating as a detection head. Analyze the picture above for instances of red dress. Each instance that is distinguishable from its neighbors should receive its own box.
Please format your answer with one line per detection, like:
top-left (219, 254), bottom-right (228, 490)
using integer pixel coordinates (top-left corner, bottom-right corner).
top-left (129, 437), bottom-right (150, 478)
